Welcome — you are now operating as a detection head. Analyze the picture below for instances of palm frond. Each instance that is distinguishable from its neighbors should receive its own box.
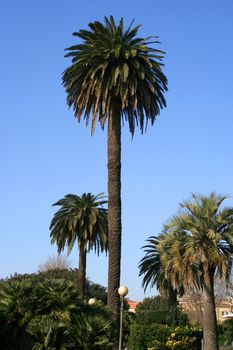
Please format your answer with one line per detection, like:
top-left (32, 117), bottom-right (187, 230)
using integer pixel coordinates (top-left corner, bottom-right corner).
top-left (62, 16), bottom-right (167, 137)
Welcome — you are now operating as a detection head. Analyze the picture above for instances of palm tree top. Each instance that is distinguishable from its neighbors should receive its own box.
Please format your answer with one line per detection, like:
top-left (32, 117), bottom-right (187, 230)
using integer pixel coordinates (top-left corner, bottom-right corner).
top-left (166, 192), bottom-right (233, 238)
top-left (164, 192), bottom-right (233, 286)
top-left (62, 15), bottom-right (168, 136)
top-left (50, 192), bottom-right (108, 254)
top-left (52, 192), bottom-right (107, 209)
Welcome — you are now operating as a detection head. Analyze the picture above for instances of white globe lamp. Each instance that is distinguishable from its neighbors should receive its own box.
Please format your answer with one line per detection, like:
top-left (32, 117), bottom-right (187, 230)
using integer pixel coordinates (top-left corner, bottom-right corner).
top-left (118, 285), bottom-right (128, 297)
top-left (88, 297), bottom-right (97, 305)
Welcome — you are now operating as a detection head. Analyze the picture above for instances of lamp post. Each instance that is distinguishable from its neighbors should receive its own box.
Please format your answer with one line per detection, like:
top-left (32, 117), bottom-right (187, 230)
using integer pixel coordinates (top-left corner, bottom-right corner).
top-left (118, 285), bottom-right (128, 350)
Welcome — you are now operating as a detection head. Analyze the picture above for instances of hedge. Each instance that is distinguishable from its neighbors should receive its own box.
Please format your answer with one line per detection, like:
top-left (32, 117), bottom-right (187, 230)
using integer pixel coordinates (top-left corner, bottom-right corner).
top-left (127, 323), bottom-right (202, 350)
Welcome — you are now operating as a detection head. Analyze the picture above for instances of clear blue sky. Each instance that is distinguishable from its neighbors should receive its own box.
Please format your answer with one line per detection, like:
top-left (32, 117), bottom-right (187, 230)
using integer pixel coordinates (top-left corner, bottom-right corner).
top-left (1, 0), bottom-right (233, 301)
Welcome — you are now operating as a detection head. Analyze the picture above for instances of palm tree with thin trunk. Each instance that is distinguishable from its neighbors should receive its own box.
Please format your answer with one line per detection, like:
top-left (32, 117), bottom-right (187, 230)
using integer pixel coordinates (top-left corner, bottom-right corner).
top-left (164, 192), bottom-right (233, 350)
top-left (62, 16), bottom-right (168, 319)
top-left (49, 192), bottom-right (108, 298)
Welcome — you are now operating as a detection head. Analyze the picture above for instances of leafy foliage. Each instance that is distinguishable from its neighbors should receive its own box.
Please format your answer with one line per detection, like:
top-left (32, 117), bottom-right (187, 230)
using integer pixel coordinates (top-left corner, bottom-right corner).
top-left (126, 297), bottom-right (190, 350)
top-left (62, 16), bottom-right (168, 136)
top-left (140, 192), bottom-right (233, 295)
top-left (135, 296), bottom-right (188, 326)
top-left (50, 193), bottom-right (108, 254)
top-left (0, 274), bottom-right (112, 349)
top-left (127, 324), bottom-right (202, 350)
top-left (66, 313), bottom-right (113, 350)
top-left (165, 326), bottom-right (202, 350)
top-left (139, 236), bottom-right (180, 304)
top-left (139, 236), bottom-right (165, 291)
top-left (218, 318), bottom-right (233, 346)
top-left (3, 269), bottom-right (107, 302)
top-left (163, 192), bottom-right (233, 292)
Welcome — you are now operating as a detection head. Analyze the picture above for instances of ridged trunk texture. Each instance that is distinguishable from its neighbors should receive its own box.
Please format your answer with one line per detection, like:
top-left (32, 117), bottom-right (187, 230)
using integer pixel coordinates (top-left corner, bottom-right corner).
top-left (107, 108), bottom-right (121, 325)
top-left (202, 272), bottom-right (219, 350)
top-left (77, 247), bottom-right (87, 298)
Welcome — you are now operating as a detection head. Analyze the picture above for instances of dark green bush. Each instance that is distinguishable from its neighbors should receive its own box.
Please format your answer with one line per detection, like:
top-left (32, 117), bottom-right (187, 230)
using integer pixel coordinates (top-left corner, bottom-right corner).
top-left (135, 296), bottom-right (188, 326)
top-left (0, 275), bottom-right (112, 350)
top-left (218, 319), bottom-right (233, 346)
top-left (127, 323), bottom-right (171, 350)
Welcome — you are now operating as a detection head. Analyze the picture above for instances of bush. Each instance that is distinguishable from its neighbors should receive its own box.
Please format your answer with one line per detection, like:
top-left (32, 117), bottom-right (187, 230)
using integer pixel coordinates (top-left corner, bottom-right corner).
top-left (127, 323), bottom-right (202, 350)
top-left (135, 296), bottom-right (188, 326)
top-left (165, 326), bottom-right (202, 350)
top-left (218, 319), bottom-right (233, 346)
top-left (0, 276), bottom-right (113, 350)
top-left (127, 323), bottom-right (170, 350)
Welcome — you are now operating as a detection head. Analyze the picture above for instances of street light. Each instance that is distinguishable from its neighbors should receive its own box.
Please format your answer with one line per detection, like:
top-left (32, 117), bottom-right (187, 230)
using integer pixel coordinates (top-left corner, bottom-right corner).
top-left (118, 285), bottom-right (128, 350)
top-left (88, 297), bottom-right (97, 305)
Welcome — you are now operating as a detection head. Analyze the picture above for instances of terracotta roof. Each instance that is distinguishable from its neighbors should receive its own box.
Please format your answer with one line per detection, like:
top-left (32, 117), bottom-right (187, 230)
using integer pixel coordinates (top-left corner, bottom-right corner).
top-left (128, 300), bottom-right (140, 310)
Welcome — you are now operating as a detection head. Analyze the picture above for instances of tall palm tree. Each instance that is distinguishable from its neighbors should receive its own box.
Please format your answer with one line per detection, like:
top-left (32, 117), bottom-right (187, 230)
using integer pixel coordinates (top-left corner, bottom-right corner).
top-left (62, 16), bottom-right (168, 318)
top-left (49, 192), bottom-right (108, 298)
top-left (139, 234), bottom-right (181, 305)
top-left (164, 192), bottom-right (233, 350)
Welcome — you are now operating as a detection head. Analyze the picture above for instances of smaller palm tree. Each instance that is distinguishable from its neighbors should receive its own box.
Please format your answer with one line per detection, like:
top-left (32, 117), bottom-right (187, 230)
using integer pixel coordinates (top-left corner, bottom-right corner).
top-left (49, 192), bottom-right (108, 297)
top-left (164, 192), bottom-right (233, 350)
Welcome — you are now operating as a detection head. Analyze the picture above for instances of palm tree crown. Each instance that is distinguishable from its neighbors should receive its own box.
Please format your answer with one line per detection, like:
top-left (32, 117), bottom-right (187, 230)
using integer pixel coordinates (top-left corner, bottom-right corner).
top-left (50, 193), bottom-right (108, 254)
top-left (62, 15), bottom-right (168, 136)
top-left (165, 192), bottom-right (233, 289)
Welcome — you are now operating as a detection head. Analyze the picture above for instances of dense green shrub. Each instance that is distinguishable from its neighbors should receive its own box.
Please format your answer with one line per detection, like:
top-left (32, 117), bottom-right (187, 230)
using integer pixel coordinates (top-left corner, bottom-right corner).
top-left (126, 296), bottom-right (196, 350)
top-left (135, 296), bottom-right (188, 326)
top-left (127, 323), bottom-right (202, 350)
top-left (165, 326), bottom-right (202, 350)
top-left (0, 276), bottom-right (112, 350)
top-left (218, 319), bottom-right (233, 347)
top-left (128, 323), bottom-right (170, 350)
top-left (2, 269), bottom-right (107, 302)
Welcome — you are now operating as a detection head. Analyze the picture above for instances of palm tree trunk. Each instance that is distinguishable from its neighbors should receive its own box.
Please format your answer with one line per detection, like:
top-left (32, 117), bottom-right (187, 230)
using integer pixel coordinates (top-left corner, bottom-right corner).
top-left (202, 272), bottom-right (219, 350)
top-left (78, 247), bottom-right (87, 298)
top-left (107, 106), bottom-right (121, 323)
top-left (167, 283), bottom-right (177, 306)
